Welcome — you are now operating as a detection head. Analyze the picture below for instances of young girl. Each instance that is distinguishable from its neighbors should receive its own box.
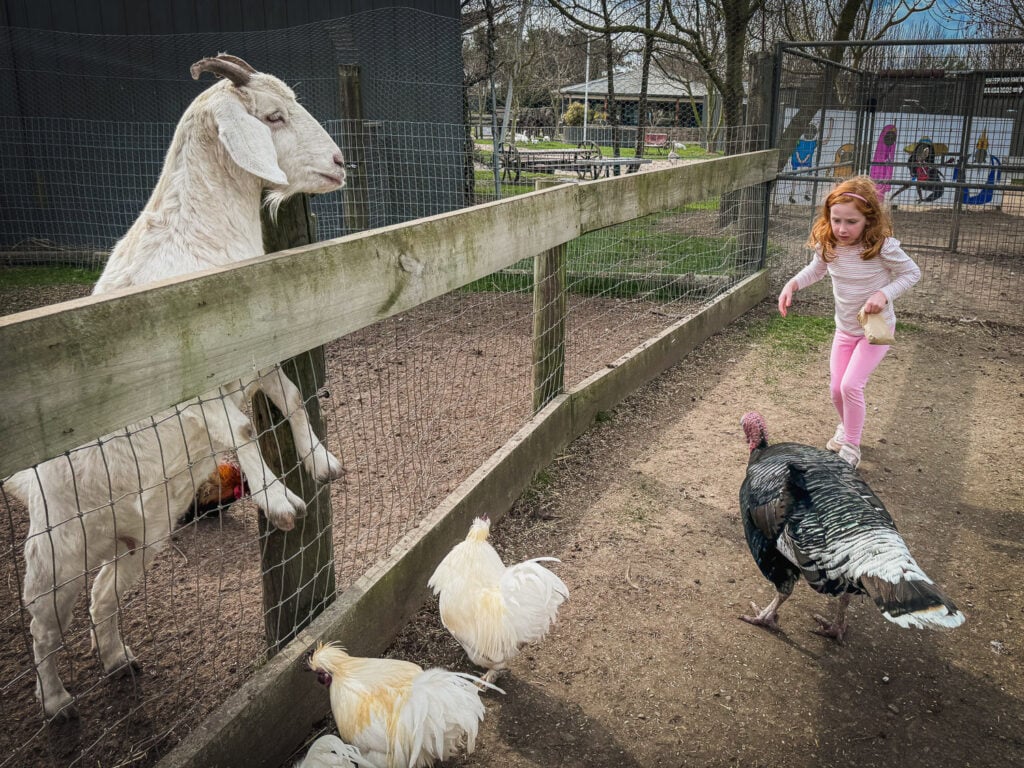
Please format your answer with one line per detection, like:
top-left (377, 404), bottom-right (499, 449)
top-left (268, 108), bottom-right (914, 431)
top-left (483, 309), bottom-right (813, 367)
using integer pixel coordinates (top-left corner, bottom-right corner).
top-left (778, 175), bottom-right (921, 468)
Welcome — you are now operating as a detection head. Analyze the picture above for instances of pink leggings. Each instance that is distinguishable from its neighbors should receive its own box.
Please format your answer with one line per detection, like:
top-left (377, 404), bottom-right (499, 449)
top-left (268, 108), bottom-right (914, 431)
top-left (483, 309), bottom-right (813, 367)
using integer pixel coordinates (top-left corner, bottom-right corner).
top-left (830, 328), bottom-right (891, 446)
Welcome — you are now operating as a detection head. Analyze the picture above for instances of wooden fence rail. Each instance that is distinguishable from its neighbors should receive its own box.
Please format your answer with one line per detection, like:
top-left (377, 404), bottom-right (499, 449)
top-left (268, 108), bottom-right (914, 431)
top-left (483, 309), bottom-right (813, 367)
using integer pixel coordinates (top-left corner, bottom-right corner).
top-left (0, 150), bottom-right (775, 480)
top-left (1, 150), bottom-right (775, 768)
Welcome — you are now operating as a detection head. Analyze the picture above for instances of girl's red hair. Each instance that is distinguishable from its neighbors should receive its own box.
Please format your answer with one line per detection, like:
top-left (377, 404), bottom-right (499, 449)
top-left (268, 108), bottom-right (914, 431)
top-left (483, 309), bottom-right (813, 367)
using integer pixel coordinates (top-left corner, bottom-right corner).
top-left (806, 175), bottom-right (892, 262)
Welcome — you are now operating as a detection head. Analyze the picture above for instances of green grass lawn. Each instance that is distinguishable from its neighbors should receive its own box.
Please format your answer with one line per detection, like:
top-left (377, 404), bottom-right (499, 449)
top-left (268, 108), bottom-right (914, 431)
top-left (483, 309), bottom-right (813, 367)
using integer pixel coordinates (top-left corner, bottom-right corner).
top-left (748, 313), bottom-right (920, 355)
top-left (468, 211), bottom-right (742, 299)
top-left (0, 265), bottom-right (101, 289)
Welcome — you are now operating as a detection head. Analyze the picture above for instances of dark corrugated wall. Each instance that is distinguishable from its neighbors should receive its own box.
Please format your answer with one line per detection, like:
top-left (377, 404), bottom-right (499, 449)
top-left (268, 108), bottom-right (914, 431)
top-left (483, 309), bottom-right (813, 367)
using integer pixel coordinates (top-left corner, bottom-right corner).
top-left (0, 1), bottom-right (462, 249)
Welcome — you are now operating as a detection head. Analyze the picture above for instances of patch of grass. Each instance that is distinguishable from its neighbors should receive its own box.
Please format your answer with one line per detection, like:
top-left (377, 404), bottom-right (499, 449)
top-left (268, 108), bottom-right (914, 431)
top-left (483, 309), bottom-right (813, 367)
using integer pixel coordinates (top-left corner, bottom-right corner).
top-left (623, 502), bottom-right (648, 523)
top-left (748, 314), bottom-right (834, 355)
top-left (0, 266), bottom-right (101, 289)
top-left (465, 221), bottom-right (742, 299)
top-left (894, 320), bottom-right (920, 334)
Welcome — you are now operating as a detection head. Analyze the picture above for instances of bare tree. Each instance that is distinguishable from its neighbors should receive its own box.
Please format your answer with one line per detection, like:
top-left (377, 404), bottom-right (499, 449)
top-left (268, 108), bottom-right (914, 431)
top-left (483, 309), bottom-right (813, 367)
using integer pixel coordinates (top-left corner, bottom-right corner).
top-left (770, 0), bottom-right (937, 170)
top-left (549, 0), bottom-right (764, 134)
top-left (462, 0), bottom-right (501, 203)
top-left (942, 0), bottom-right (1024, 36)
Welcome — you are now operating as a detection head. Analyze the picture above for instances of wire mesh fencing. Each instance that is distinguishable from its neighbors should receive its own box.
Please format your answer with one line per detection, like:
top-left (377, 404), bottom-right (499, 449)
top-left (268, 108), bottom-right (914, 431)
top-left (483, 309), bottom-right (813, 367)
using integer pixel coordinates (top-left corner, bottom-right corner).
top-left (766, 39), bottom-right (1024, 327)
top-left (0, 118), bottom-right (768, 766)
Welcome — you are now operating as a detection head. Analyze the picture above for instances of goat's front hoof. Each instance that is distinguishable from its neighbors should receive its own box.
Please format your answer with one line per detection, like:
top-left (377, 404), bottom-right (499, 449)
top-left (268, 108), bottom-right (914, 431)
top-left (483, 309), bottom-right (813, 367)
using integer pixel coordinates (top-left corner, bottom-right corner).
top-left (305, 447), bottom-right (343, 483)
top-left (267, 510), bottom-right (297, 531)
top-left (284, 489), bottom-right (307, 519)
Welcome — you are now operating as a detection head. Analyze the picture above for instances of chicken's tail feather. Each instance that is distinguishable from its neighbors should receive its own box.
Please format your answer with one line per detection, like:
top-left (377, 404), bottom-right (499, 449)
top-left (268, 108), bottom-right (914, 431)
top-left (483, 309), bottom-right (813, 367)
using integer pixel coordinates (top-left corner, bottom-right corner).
top-left (502, 560), bottom-right (569, 643)
top-left (399, 668), bottom-right (499, 765)
top-left (860, 574), bottom-right (965, 630)
top-left (453, 670), bottom-right (505, 694)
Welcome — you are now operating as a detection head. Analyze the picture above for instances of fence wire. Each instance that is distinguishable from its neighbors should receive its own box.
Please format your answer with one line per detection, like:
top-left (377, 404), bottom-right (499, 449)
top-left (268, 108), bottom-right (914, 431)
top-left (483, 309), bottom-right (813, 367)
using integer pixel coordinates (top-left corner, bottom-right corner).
top-left (766, 39), bottom-right (1024, 327)
top-left (0, 105), bottom-right (766, 767)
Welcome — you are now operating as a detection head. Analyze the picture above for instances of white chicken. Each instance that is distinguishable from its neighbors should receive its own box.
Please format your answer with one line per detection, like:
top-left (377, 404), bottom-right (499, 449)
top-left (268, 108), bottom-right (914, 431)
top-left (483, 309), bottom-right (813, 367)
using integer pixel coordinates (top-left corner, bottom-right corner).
top-left (295, 734), bottom-right (371, 768)
top-left (307, 643), bottom-right (499, 768)
top-left (428, 516), bottom-right (569, 683)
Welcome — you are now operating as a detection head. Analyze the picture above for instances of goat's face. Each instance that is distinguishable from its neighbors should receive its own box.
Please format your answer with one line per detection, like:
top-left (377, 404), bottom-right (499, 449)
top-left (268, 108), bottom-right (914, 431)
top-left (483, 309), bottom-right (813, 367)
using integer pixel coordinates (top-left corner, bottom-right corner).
top-left (212, 75), bottom-right (346, 196)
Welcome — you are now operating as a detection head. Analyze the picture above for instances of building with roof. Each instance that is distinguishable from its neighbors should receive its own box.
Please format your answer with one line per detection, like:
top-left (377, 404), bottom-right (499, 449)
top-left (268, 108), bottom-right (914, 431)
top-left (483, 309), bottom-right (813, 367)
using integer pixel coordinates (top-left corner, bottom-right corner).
top-left (559, 64), bottom-right (708, 127)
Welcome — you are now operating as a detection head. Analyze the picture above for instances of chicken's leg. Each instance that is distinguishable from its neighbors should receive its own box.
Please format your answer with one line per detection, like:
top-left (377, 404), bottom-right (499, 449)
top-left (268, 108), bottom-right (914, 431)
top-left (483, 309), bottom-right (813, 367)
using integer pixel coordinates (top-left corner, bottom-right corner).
top-left (479, 666), bottom-right (506, 687)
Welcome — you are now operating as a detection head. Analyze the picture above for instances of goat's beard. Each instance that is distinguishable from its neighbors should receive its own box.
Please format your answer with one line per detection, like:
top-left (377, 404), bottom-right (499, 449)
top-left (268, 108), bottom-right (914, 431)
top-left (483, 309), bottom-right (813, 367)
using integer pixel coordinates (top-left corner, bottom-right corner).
top-left (262, 188), bottom-right (289, 220)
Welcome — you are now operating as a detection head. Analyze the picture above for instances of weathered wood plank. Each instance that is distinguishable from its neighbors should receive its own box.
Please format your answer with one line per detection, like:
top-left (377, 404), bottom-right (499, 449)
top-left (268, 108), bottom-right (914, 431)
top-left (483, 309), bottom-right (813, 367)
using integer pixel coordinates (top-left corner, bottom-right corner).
top-left (0, 187), bottom-right (579, 477)
top-left (577, 149), bottom-right (777, 232)
top-left (0, 152), bottom-right (776, 478)
top-left (255, 194), bottom-right (336, 655)
top-left (156, 269), bottom-right (769, 768)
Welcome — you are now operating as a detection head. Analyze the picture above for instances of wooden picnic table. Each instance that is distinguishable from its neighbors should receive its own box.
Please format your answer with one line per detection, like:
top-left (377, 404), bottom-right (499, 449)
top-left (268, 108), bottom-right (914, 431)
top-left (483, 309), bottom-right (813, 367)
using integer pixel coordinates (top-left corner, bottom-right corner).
top-left (575, 156), bottom-right (652, 179)
top-left (498, 141), bottom-right (602, 183)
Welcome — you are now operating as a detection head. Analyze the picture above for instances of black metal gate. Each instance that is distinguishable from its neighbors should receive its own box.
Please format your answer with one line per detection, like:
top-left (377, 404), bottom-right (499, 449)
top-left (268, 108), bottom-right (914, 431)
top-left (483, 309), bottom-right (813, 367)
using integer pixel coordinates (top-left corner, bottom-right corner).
top-left (768, 39), bottom-right (1024, 326)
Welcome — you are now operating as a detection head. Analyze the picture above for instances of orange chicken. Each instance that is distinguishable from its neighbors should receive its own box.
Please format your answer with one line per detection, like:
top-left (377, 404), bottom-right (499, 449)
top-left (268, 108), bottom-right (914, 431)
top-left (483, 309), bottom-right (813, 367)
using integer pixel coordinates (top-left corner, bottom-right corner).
top-left (308, 643), bottom-right (499, 768)
top-left (180, 459), bottom-right (248, 524)
top-left (428, 516), bottom-right (569, 683)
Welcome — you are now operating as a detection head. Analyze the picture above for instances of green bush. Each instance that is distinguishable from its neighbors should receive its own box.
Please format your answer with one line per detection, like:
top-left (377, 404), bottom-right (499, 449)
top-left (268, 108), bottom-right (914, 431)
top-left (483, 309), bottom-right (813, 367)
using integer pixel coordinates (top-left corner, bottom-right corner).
top-left (562, 102), bottom-right (585, 126)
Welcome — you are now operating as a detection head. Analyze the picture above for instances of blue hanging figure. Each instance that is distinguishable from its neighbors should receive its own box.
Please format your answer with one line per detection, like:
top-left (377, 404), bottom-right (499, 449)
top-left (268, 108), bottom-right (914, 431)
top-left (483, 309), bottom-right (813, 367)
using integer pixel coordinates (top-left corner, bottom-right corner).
top-left (789, 122), bottom-right (819, 203)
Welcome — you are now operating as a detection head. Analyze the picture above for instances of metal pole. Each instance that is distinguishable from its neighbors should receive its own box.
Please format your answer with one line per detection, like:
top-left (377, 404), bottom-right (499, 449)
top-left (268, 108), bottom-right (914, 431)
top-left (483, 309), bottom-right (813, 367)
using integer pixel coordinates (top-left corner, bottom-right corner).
top-left (583, 38), bottom-right (590, 143)
top-left (490, 74), bottom-right (501, 198)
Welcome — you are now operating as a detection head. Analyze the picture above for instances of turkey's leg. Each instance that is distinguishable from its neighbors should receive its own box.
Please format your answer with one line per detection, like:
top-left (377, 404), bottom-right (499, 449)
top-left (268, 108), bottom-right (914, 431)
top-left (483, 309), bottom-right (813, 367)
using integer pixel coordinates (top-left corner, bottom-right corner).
top-left (813, 593), bottom-right (851, 643)
top-left (739, 591), bottom-right (790, 632)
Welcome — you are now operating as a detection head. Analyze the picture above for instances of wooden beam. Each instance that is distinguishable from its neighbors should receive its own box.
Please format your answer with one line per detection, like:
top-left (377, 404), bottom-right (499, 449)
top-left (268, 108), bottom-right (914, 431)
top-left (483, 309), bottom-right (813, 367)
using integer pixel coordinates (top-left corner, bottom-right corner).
top-left (255, 194), bottom-right (336, 655)
top-left (0, 187), bottom-right (579, 477)
top-left (0, 152), bottom-right (777, 478)
top-left (156, 269), bottom-right (769, 768)
top-left (576, 149), bottom-right (776, 232)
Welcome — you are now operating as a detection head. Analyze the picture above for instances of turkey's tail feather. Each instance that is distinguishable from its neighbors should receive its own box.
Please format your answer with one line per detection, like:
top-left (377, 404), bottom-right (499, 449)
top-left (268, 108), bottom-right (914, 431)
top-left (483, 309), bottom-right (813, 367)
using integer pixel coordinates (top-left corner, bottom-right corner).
top-left (860, 574), bottom-right (965, 630)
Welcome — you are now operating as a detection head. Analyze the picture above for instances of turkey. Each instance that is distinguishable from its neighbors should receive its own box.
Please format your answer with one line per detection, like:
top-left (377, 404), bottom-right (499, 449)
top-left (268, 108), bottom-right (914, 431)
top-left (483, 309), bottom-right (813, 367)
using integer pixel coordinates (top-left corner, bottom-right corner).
top-left (738, 411), bottom-right (964, 642)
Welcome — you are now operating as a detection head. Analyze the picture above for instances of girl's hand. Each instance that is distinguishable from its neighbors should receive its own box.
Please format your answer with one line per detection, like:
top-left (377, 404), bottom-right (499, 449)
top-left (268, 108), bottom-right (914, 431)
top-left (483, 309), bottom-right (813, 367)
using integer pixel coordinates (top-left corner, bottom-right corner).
top-left (862, 290), bottom-right (889, 314)
top-left (778, 281), bottom-right (796, 317)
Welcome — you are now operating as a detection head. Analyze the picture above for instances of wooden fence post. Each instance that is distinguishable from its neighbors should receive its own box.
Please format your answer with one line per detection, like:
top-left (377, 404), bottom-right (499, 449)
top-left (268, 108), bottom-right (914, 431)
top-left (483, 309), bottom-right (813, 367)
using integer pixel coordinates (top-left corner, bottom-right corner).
top-left (338, 65), bottom-right (370, 234)
top-left (742, 51), bottom-right (775, 269)
top-left (254, 194), bottom-right (336, 655)
top-left (532, 178), bottom-right (568, 413)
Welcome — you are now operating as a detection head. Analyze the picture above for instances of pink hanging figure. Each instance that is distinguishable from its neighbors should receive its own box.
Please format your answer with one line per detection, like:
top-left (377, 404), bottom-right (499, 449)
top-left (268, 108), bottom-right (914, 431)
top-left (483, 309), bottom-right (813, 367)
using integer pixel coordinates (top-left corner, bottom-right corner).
top-left (870, 124), bottom-right (897, 196)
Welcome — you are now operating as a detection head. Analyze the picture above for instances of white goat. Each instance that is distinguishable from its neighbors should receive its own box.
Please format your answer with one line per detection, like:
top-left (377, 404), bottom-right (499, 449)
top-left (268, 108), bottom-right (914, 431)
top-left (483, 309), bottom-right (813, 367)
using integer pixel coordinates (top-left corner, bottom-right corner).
top-left (5, 54), bottom-right (346, 719)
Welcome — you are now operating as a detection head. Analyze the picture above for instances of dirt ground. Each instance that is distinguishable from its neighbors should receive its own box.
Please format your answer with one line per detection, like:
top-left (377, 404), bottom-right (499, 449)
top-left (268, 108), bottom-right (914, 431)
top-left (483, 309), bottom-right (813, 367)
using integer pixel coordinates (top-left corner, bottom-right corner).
top-left (378, 299), bottom-right (1024, 768)
top-left (2, 229), bottom-right (1023, 768)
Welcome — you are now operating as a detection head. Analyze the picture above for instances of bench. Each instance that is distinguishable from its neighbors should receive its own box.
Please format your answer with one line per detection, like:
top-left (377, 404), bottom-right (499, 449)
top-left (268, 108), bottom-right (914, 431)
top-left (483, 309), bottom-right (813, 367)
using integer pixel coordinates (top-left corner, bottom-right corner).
top-left (498, 141), bottom-right (602, 183)
top-left (643, 132), bottom-right (669, 155)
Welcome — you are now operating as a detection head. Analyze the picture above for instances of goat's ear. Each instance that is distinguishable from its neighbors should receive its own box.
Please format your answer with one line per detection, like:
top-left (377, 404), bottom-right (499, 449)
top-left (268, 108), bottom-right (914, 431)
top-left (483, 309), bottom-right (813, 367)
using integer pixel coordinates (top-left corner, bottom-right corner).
top-left (214, 98), bottom-right (288, 186)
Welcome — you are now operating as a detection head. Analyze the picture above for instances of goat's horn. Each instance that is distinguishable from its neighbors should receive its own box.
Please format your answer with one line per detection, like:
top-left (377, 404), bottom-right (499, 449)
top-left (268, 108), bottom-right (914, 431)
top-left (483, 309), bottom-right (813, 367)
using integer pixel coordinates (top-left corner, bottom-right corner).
top-left (211, 53), bottom-right (257, 74)
top-left (190, 55), bottom-right (253, 87)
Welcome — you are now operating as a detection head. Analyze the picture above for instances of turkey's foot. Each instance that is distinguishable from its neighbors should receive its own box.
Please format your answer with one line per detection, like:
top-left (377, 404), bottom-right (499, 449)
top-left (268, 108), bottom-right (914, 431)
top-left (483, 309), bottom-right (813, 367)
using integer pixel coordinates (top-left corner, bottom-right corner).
top-left (811, 613), bottom-right (848, 643)
top-left (739, 600), bottom-right (783, 632)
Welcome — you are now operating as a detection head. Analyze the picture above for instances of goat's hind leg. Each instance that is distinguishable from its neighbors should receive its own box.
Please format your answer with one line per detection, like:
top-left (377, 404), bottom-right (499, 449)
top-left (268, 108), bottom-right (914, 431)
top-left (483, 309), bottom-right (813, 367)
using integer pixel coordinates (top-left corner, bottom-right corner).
top-left (24, 531), bottom-right (87, 720)
top-left (255, 364), bottom-right (343, 483)
top-left (89, 533), bottom-right (149, 678)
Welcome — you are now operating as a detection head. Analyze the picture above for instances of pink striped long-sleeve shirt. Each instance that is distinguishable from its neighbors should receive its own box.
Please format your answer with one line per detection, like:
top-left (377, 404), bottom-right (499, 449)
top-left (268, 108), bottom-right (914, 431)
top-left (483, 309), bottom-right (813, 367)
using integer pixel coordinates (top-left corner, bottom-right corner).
top-left (792, 237), bottom-right (921, 334)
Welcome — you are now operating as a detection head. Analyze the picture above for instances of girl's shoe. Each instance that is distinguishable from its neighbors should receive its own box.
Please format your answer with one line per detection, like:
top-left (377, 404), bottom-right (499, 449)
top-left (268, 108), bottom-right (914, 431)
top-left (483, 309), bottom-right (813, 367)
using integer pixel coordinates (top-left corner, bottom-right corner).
top-left (838, 443), bottom-right (861, 469)
top-left (826, 424), bottom-right (846, 452)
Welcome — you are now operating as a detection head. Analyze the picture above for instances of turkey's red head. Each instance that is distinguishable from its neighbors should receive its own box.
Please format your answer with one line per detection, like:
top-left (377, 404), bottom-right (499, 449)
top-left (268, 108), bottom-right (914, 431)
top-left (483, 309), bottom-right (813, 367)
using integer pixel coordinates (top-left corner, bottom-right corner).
top-left (740, 412), bottom-right (769, 452)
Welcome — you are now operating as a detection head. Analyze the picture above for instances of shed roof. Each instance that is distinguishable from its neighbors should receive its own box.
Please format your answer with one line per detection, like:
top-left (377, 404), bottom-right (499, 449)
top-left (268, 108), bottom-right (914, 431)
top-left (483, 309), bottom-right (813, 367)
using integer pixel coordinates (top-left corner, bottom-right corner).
top-left (560, 65), bottom-right (707, 100)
